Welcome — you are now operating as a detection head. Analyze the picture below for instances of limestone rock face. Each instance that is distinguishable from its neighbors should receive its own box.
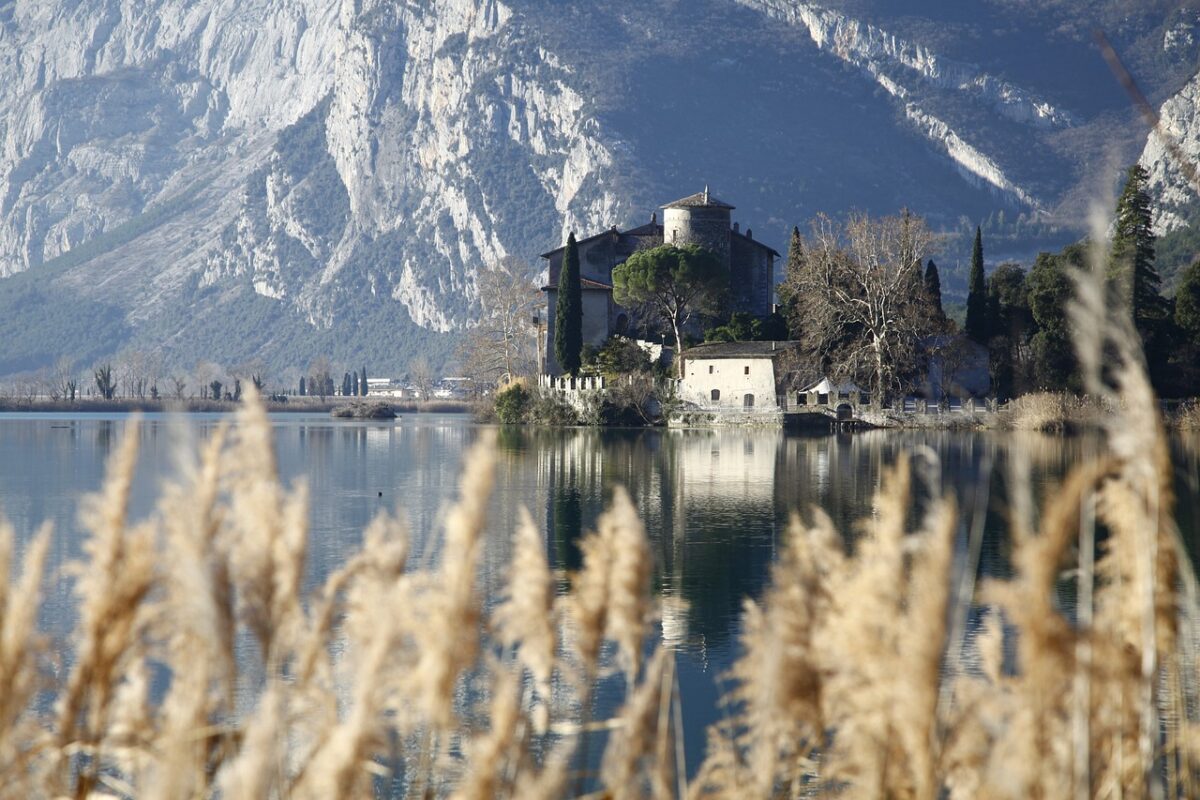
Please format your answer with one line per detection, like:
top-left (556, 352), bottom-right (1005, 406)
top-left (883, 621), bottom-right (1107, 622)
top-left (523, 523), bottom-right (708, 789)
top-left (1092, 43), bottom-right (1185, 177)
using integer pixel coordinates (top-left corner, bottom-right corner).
top-left (1139, 71), bottom-right (1200, 234)
top-left (0, 0), bottom-right (623, 348)
top-left (0, 0), bottom-right (1195, 376)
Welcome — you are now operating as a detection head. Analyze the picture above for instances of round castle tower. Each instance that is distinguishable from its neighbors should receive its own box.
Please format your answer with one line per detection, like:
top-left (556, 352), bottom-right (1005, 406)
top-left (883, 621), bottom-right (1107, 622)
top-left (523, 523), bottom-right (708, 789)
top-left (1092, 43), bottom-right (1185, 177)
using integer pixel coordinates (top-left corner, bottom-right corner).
top-left (661, 186), bottom-right (733, 272)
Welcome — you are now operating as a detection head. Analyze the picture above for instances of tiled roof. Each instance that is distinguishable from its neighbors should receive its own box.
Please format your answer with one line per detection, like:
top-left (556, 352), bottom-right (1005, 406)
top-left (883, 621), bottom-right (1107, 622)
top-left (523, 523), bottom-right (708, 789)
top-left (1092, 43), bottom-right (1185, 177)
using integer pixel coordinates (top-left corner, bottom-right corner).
top-left (662, 189), bottom-right (735, 210)
top-left (541, 276), bottom-right (613, 292)
top-left (683, 341), bottom-right (799, 359)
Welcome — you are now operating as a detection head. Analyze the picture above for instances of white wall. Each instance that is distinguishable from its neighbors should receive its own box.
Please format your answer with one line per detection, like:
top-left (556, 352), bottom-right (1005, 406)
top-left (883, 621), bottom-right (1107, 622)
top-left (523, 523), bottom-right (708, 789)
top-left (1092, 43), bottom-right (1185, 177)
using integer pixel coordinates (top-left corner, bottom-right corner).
top-left (679, 357), bottom-right (778, 410)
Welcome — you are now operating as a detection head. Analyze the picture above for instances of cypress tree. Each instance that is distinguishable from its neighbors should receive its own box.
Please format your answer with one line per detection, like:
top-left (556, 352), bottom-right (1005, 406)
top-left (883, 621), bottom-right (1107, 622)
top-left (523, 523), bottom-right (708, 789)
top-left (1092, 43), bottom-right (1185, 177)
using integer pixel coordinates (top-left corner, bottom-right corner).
top-left (1111, 164), bottom-right (1166, 329)
top-left (554, 231), bottom-right (583, 375)
top-left (299, 376), bottom-right (306, 396)
top-left (965, 226), bottom-right (988, 343)
top-left (352, 371), bottom-right (360, 396)
top-left (342, 372), bottom-right (352, 396)
top-left (923, 259), bottom-right (944, 321)
top-left (776, 226), bottom-right (806, 337)
top-left (360, 366), bottom-right (368, 396)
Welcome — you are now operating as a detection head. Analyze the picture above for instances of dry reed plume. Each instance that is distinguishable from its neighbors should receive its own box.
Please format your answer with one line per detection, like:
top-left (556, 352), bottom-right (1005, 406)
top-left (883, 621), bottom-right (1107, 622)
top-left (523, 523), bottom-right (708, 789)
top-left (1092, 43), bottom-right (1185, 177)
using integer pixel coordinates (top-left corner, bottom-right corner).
top-left (0, 270), bottom-right (1198, 797)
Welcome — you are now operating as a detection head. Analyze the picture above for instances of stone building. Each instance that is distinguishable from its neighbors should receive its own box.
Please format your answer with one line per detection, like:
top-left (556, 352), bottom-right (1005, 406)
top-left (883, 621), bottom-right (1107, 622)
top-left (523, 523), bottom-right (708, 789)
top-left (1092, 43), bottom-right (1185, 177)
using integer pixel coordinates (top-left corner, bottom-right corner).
top-left (677, 340), bottom-right (800, 412)
top-left (540, 188), bottom-right (779, 374)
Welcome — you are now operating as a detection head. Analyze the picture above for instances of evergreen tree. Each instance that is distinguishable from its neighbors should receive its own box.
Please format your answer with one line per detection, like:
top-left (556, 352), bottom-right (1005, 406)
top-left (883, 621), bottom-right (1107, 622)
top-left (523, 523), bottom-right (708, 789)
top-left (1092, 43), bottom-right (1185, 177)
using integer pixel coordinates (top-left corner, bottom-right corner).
top-left (299, 376), bottom-right (306, 396)
top-left (342, 372), bottom-right (352, 396)
top-left (1176, 259), bottom-right (1200, 346)
top-left (1110, 164), bottom-right (1167, 329)
top-left (1027, 246), bottom-right (1085, 392)
top-left (965, 226), bottom-right (989, 343)
top-left (352, 371), bottom-right (360, 396)
top-left (360, 366), bottom-right (369, 396)
top-left (923, 259), bottom-right (945, 322)
top-left (777, 226), bottom-right (807, 337)
top-left (554, 231), bottom-right (583, 375)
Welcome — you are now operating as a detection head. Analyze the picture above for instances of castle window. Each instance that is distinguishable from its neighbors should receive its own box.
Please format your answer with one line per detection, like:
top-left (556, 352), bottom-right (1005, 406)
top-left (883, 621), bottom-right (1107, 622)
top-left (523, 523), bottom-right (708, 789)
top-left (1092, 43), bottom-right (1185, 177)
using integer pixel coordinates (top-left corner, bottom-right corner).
top-left (744, 365), bottom-right (750, 375)
top-left (743, 393), bottom-right (755, 408)
top-left (708, 365), bottom-right (713, 374)
top-left (711, 389), bottom-right (720, 403)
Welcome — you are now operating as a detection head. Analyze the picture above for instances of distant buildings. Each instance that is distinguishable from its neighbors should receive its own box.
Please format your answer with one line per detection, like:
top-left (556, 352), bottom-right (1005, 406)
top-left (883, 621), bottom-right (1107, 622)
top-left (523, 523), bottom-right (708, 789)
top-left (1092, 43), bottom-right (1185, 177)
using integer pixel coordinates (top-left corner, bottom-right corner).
top-left (540, 188), bottom-right (779, 375)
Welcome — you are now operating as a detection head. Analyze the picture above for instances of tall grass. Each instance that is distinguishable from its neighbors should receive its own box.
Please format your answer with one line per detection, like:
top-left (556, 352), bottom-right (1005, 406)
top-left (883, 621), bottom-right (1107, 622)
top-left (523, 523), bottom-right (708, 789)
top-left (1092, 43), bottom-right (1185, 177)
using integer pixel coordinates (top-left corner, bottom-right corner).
top-left (0, 273), bottom-right (1198, 797)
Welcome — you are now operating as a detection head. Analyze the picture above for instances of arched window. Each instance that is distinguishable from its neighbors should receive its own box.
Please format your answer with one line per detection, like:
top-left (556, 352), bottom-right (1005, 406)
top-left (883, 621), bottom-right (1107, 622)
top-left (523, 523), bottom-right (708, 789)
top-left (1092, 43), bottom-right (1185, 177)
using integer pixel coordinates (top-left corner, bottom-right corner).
top-left (711, 389), bottom-right (721, 403)
top-left (743, 393), bottom-right (755, 408)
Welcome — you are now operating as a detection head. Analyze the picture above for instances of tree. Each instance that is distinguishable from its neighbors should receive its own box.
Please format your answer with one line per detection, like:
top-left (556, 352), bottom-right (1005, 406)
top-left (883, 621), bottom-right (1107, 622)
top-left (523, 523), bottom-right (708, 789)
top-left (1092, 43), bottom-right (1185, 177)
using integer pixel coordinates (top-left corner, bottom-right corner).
top-left (1027, 246), bottom-right (1083, 391)
top-left (209, 380), bottom-right (224, 401)
top-left (299, 376), bottom-right (306, 396)
top-left (554, 232), bottom-right (583, 375)
top-left (705, 312), bottom-right (763, 343)
top-left (409, 357), bottom-right (436, 400)
top-left (986, 263), bottom-right (1032, 398)
top-left (965, 226), bottom-right (989, 343)
top-left (1175, 259), bottom-right (1200, 346)
top-left (342, 372), bottom-right (353, 397)
top-left (1110, 164), bottom-right (1166, 329)
top-left (352, 371), bottom-right (360, 396)
top-left (359, 366), bottom-right (369, 396)
top-left (461, 256), bottom-right (541, 385)
top-left (612, 243), bottom-right (728, 379)
top-left (171, 375), bottom-right (188, 400)
top-left (924, 259), bottom-right (946, 325)
top-left (53, 356), bottom-right (77, 402)
top-left (94, 363), bottom-right (116, 400)
top-left (785, 211), bottom-right (937, 398)
top-left (777, 225), bottom-right (806, 332)
top-left (309, 357), bottom-right (332, 401)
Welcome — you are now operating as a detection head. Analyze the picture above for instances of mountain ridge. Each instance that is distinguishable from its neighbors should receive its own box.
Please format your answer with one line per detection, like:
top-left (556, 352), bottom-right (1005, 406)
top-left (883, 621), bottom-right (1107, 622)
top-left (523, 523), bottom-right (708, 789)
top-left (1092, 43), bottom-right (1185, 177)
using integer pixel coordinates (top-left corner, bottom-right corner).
top-left (0, 0), bottom-right (1195, 379)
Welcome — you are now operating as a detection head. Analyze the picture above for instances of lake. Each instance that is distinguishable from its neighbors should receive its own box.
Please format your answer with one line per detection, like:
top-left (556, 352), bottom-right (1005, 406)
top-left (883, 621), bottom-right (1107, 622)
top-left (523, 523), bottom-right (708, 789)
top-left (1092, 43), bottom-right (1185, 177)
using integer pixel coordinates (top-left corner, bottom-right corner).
top-left (1, 411), bottom-right (1198, 779)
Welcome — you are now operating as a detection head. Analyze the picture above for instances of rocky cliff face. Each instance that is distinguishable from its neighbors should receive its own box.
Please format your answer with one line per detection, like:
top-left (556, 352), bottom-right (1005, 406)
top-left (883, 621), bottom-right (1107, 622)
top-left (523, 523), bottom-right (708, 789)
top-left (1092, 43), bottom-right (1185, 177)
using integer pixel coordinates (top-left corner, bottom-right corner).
top-left (0, 0), bottom-right (1194, 377)
top-left (1139, 70), bottom-right (1200, 235)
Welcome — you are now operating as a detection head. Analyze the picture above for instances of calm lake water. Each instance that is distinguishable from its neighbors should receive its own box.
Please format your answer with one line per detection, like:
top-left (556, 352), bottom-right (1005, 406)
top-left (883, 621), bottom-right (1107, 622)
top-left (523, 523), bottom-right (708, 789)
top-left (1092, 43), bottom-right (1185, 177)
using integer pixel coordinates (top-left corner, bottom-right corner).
top-left (1, 411), bottom-right (1198, 778)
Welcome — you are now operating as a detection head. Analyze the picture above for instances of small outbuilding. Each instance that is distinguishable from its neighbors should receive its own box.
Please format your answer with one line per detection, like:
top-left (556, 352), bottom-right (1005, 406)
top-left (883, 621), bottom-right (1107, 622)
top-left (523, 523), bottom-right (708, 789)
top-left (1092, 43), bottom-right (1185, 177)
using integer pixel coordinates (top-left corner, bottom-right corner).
top-left (678, 341), bottom-right (800, 412)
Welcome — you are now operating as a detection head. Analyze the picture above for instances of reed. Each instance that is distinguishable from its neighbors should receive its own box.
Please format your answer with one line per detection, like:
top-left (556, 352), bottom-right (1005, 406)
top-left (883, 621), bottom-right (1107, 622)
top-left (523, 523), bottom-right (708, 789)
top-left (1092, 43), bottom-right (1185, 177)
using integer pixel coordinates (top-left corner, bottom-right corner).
top-left (0, 277), bottom-right (1197, 798)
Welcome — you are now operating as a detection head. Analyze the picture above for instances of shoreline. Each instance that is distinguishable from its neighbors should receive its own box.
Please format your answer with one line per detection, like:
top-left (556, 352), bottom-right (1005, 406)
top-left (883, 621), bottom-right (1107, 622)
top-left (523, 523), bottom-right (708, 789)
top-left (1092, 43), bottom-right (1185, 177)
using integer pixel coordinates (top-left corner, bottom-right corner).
top-left (0, 398), bottom-right (475, 415)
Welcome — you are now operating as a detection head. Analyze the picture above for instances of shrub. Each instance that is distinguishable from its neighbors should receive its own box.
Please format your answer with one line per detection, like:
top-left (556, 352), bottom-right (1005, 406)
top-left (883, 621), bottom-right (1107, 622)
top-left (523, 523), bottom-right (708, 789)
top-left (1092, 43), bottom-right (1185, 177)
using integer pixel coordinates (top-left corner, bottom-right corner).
top-left (493, 381), bottom-right (531, 424)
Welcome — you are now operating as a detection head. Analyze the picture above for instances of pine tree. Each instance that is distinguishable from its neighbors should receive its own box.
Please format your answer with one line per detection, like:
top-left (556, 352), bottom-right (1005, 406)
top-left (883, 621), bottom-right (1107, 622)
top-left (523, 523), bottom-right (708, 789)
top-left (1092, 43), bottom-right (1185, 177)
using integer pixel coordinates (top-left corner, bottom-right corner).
top-left (299, 376), bottom-right (306, 396)
top-left (1111, 164), bottom-right (1166, 329)
top-left (554, 231), bottom-right (583, 375)
top-left (360, 366), bottom-right (368, 396)
top-left (923, 259), bottom-right (944, 322)
top-left (352, 371), bottom-right (360, 396)
top-left (965, 226), bottom-right (988, 343)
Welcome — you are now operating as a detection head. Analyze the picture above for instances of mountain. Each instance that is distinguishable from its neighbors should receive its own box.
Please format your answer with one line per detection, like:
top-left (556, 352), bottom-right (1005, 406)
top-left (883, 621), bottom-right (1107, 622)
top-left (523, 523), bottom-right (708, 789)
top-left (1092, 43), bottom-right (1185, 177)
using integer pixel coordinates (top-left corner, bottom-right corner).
top-left (0, 0), bottom-right (1196, 381)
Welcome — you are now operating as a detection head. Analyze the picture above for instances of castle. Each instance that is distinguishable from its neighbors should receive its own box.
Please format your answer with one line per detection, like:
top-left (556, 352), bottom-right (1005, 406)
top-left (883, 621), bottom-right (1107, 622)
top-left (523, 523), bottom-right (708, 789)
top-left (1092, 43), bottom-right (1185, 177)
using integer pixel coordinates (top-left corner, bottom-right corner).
top-left (540, 188), bottom-right (779, 375)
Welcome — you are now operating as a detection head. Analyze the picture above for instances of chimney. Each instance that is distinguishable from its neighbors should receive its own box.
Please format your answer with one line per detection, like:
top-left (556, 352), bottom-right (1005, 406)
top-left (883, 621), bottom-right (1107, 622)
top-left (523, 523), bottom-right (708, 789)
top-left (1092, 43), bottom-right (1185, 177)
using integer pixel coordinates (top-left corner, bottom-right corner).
top-left (733, 222), bottom-right (740, 233)
top-left (746, 228), bottom-right (753, 240)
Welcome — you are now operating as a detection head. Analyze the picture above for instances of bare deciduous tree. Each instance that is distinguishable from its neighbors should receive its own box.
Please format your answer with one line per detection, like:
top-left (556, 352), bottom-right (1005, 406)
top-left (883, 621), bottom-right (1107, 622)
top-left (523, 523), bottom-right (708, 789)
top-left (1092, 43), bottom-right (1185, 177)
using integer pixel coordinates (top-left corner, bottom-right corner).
top-left (459, 256), bottom-right (540, 386)
top-left (309, 357), bottom-right (333, 401)
top-left (52, 357), bottom-right (78, 402)
top-left (781, 210), bottom-right (938, 399)
top-left (408, 357), bottom-right (436, 400)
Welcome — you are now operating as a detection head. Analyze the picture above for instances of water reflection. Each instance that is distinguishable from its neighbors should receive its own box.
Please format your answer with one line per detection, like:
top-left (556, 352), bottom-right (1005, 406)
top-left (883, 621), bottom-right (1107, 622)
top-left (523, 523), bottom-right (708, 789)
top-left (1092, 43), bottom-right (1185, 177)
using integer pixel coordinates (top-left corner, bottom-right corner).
top-left (1, 412), bottom-right (1197, 777)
